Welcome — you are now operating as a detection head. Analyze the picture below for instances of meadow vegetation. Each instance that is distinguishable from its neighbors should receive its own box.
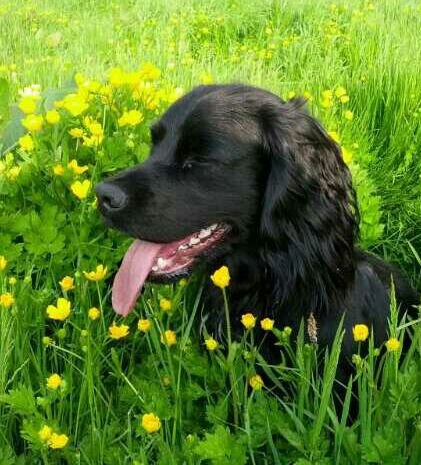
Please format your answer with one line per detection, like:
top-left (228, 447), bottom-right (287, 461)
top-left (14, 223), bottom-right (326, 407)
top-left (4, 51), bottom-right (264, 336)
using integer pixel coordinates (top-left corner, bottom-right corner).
top-left (0, 0), bottom-right (421, 463)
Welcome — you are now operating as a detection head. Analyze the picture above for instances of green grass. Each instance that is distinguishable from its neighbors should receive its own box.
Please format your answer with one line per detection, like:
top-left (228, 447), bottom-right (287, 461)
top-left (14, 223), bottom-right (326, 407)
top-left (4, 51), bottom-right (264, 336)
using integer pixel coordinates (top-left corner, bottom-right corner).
top-left (0, 0), bottom-right (421, 463)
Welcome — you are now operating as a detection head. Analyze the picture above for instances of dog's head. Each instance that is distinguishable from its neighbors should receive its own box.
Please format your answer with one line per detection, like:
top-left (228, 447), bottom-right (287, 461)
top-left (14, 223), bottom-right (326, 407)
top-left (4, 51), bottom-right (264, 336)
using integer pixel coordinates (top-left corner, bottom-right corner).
top-left (96, 84), bottom-right (358, 316)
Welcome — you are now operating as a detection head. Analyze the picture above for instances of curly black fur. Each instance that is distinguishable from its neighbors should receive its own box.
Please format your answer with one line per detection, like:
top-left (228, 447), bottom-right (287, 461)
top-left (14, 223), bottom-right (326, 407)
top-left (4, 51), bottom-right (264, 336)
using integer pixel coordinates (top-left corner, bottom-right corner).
top-left (97, 84), bottom-right (419, 386)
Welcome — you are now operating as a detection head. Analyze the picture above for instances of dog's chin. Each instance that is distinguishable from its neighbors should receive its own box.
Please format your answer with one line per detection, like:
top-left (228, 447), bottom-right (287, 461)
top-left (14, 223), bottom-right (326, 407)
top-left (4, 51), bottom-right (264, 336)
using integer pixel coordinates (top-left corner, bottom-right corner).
top-left (145, 223), bottom-right (232, 284)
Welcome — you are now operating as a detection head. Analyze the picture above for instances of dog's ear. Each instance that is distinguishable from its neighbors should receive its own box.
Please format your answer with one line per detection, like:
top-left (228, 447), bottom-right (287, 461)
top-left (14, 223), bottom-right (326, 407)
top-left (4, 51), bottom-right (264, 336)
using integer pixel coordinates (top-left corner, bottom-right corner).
top-left (258, 97), bottom-right (359, 312)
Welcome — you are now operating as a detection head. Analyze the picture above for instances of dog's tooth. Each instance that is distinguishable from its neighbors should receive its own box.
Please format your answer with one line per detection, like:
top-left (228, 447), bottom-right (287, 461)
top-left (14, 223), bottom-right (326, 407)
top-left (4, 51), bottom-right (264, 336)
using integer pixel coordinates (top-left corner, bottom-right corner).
top-left (189, 237), bottom-right (200, 246)
top-left (157, 258), bottom-right (167, 269)
top-left (210, 224), bottom-right (218, 231)
top-left (198, 228), bottom-right (211, 239)
top-left (178, 244), bottom-right (188, 251)
top-left (152, 265), bottom-right (158, 272)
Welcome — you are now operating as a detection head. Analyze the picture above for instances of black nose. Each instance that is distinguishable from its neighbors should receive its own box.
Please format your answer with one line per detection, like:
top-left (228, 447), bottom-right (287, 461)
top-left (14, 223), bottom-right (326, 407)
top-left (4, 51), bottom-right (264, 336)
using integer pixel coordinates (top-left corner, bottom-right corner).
top-left (95, 182), bottom-right (128, 212)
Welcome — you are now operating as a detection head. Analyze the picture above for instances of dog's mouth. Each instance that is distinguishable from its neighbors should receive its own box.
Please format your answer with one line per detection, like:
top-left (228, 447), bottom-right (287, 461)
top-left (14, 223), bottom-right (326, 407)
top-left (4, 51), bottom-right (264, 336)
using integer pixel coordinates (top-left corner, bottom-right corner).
top-left (112, 223), bottom-right (229, 316)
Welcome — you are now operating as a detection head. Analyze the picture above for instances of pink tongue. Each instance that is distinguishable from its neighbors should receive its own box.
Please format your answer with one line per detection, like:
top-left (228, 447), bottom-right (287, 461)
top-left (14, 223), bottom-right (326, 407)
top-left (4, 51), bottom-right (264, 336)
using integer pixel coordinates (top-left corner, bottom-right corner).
top-left (112, 239), bottom-right (164, 316)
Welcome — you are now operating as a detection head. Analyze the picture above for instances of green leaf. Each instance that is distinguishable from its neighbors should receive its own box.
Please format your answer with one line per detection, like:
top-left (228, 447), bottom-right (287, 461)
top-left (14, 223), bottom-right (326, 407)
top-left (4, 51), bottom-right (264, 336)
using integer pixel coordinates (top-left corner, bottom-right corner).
top-left (0, 385), bottom-right (38, 416)
top-left (0, 77), bottom-right (10, 132)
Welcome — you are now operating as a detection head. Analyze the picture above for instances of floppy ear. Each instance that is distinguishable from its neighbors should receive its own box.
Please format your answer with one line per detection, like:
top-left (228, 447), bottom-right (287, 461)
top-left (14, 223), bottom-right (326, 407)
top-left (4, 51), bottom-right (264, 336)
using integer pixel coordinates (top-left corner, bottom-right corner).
top-left (259, 97), bottom-right (359, 314)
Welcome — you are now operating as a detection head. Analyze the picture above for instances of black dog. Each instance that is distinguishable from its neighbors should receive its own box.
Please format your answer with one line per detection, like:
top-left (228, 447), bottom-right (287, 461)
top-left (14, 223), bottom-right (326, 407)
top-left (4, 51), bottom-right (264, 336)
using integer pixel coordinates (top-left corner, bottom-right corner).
top-left (96, 84), bottom-right (418, 381)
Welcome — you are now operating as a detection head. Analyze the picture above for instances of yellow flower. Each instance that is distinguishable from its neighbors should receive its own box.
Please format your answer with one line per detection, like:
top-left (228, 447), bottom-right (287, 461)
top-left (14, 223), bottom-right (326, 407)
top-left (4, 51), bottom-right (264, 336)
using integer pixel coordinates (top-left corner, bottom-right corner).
top-left (59, 93), bottom-right (88, 116)
top-left (59, 276), bottom-right (74, 291)
top-left (18, 97), bottom-right (37, 114)
top-left (0, 255), bottom-right (7, 271)
top-left (321, 99), bottom-right (333, 108)
top-left (249, 374), bottom-right (264, 391)
top-left (70, 179), bottom-right (91, 200)
top-left (109, 321), bottom-right (130, 339)
top-left (138, 319), bottom-right (151, 332)
top-left (322, 90), bottom-right (333, 100)
top-left (287, 90), bottom-right (296, 99)
top-left (48, 433), bottom-right (69, 449)
top-left (141, 413), bottom-right (161, 433)
top-left (200, 71), bottom-right (213, 85)
top-left (53, 164), bottom-right (64, 176)
top-left (69, 127), bottom-right (85, 139)
top-left (0, 292), bottom-right (15, 307)
top-left (241, 313), bottom-right (256, 330)
top-left (210, 265), bottom-right (230, 289)
top-left (18, 133), bottom-right (35, 152)
top-left (8, 277), bottom-right (17, 285)
top-left (88, 307), bottom-right (100, 320)
top-left (45, 109), bottom-right (60, 124)
top-left (21, 114), bottom-right (43, 131)
top-left (7, 166), bottom-right (21, 180)
top-left (38, 425), bottom-right (53, 441)
top-left (161, 329), bottom-right (177, 347)
top-left (386, 337), bottom-right (400, 352)
top-left (352, 324), bottom-right (369, 342)
top-left (342, 147), bottom-right (352, 164)
top-left (139, 62), bottom-right (161, 81)
top-left (260, 318), bottom-right (274, 331)
top-left (118, 109), bottom-right (143, 127)
top-left (46, 298), bottom-right (71, 321)
top-left (344, 110), bottom-right (354, 120)
top-left (68, 159), bottom-right (89, 175)
top-left (160, 298), bottom-right (172, 312)
top-left (83, 264), bottom-right (107, 281)
top-left (108, 67), bottom-right (126, 87)
top-left (334, 86), bottom-right (347, 98)
top-left (328, 131), bottom-right (340, 143)
top-left (205, 337), bottom-right (218, 351)
top-left (340, 95), bottom-right (350, 104)
top-left (46, 373), bottom-right (62, 389)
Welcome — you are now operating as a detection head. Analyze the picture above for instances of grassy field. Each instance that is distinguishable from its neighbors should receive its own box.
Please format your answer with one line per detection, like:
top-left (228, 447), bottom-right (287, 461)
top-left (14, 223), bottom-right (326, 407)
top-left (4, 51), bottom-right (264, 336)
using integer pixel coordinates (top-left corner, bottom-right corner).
top-left (1, 0), bottom-right (421, 463)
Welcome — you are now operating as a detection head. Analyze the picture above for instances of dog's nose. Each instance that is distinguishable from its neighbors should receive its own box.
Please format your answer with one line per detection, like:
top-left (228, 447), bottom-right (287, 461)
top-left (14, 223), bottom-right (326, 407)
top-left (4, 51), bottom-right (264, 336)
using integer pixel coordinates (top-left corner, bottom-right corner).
top-left (95, 182), bottom-right (128, 211)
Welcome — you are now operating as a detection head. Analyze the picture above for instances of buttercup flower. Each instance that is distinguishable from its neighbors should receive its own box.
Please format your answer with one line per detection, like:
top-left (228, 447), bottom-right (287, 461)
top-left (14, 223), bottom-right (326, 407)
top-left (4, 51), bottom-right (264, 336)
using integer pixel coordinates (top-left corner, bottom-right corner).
top-left (161, 329), bottom-right (177, 347)
top-left (249, 374), bottom-right (264, 391)
top-left (352, 324), bottom-right (369, 342)
top-left (205, 337), bottom-right (218, 351)
top-left (160, 298), bottom-right (172, 312)
top-left (0, 255), bottom-right (7, 271)
top-left (88, 307), bottom-right (100, 320)
top-left (335, 86), bottom-right (347, 98)
top-left (21, 114), bottom-right (43, 131)
top-left (344, 110), bottom-right (354, 120)
top-left (68, 159), bottom-right (89, 175)
top-left (59, 276), bottom-right (74, 291)
top-left (0, 292), bottom-right (15, 307)
top-left (18, 134), bottom-right (35, 152)
top-left (118, 109), bottom-right (143, 127)
top-left (260, 317), bottom-right (275, 331)
top-left (47, 373), bottom-right (62, 389)
top-left (46, 298), bottom-right (71, 320)
top-left (48, 433), bottom-right (69, 449)
top-left (70, 180), bottom-right (91, 200)
top-left (53, 164), bottom-right (64, 176)
top-left (7, 166), bottom-right (21, 180)
top-left (386, 337), bottom-right (400, 352)
top-left (340, 95), bottom-right (350, 104)
top-left (58, 93), bottom-right (88, 116)
top-left (38, 425), bottom-right (53, 441)
top-left (45, 109), bottom-right (60, 124)
top-left (69, 127), bottom-right (85, 138)
top-left (141, 413), bottom-right (161, 433)
top-left (210, 265), bottom-right (230, 289)
top-left (138, 319), bottom-right (151, 332)
top-left (83, 264), bottom-right (107, 281)
top-left (18, 97), bottom-right (37, 114)
top-left (241, 313), bottom-right (256, 330)
top-left (109, 322), bottom-right (130, 339)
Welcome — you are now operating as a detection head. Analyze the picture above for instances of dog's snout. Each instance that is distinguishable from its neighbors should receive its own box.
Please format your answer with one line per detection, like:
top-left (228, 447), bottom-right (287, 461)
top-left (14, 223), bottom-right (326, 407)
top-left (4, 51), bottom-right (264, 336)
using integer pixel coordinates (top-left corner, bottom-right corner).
top-left (95, 182), bottom-right (128, 212)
